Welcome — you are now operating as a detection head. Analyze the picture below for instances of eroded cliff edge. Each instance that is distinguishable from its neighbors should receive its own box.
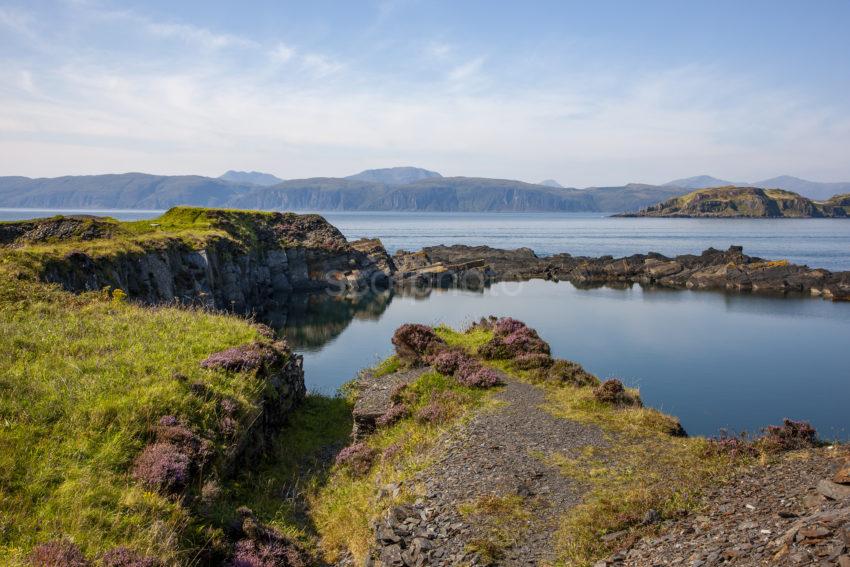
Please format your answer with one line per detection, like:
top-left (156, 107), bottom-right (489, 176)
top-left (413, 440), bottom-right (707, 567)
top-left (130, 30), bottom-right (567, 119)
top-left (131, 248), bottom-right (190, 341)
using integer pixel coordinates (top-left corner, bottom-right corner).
top-left (0, 207), bottom-right (395, 311)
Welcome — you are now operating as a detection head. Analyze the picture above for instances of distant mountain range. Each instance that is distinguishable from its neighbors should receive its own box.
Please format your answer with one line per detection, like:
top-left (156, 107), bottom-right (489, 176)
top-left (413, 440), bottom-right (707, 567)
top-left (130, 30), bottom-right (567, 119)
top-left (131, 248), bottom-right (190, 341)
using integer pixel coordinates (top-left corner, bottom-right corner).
top-left (345, 166), bottom-right (441, 185)
top-left (0, 167), bottom-right (847, 213)
top-left (663, 174), bottom-right (850, 201)
top-left (219, 170), bottom-right (284, 186)
top-left (538, 179), bottom-right (563, 188)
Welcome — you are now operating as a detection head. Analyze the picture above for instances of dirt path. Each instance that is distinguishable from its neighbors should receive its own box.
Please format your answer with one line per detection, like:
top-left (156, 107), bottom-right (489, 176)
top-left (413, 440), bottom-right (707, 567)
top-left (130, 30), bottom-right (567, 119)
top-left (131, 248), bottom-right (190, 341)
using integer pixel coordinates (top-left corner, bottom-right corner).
top-left (370, 373), bottom-right (607, 566)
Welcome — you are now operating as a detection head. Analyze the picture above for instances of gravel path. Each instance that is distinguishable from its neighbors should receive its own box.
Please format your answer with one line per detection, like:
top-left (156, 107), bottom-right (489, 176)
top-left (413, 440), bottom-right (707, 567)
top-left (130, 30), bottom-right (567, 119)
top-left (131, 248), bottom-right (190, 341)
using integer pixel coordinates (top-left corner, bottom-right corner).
top-left (370, 373), bottom-right (607, 566)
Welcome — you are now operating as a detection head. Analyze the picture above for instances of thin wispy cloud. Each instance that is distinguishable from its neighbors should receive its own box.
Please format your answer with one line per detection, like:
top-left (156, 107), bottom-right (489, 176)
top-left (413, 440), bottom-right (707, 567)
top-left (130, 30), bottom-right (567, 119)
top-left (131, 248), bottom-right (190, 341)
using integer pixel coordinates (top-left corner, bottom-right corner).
top-left (144, 21), bottom-right (258, 50)
top-left (0, 1), bottom-right (849, 185)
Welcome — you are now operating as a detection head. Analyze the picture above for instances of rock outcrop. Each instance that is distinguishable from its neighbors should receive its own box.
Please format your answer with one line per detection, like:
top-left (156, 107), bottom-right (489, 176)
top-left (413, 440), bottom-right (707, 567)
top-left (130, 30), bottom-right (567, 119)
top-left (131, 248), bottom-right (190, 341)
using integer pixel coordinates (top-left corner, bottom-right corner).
top-left (422, 244), bottom-right (850, 300)
top-left (15, 208), bottom-right (396, 312)
top-left (393, 249), bottom-right (495, 289)
top-left (619, 186), bottom-right (850, 218)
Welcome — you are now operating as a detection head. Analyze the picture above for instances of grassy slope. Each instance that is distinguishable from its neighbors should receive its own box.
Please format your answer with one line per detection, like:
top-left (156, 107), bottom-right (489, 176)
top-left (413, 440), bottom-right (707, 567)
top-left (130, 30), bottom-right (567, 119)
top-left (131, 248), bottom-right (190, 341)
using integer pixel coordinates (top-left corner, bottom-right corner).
top-left (299, 325), bottom-right (748, 566)
top-left (0, 273), bottom-right (269, 564)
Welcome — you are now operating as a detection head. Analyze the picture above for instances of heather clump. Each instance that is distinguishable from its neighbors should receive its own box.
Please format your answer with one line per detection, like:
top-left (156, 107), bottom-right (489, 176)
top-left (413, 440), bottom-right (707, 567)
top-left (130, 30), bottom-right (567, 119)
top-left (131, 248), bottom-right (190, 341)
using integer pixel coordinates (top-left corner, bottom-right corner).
top-left (201, 341), bottom-right (288, 372)
top-left (429, 349), bottom-right (468, 375)
top-left (759, 419), bottom-right (818, 453)
top-left (391, 324), bottom-right (445, 363)
top-left (593, 379), bottom-right (641, 407)
top-left (376, 403), bottom-right (410, 427)
top-left (415, 391), bottom-right (463, 424)
top-left (706, 432), bottom-right (759, 460)
top-left (478, 317), bottom-right (550, 360)
top-left (501, 327), bottom-right (550, 356)
top-left (154, 417), bottom-right (214, 462)
top-left (132, 442), bottom-right (192, 493)
top-left (382, 443), bottom-right (403, 462)
top-left (29, 539), bottom-right (90, 567)
top-left (493, 317), bottom-right (527, 337)
top-left (335, 442), bottom-right (377, 476)
top-left (132, 417), bottom-right (212, 494)
top-left (415, 339), bottom-right (502, 388)
top-left (101, 547), bottom-right (160, 567)
top-left (541, 359), bottom-right (599, 387)
top-left (512, 353), bottom-right (553, 371)
top-left (229, 508), bottom-right (307, 567)
top-left (455, 359), bottom-right (502, 388)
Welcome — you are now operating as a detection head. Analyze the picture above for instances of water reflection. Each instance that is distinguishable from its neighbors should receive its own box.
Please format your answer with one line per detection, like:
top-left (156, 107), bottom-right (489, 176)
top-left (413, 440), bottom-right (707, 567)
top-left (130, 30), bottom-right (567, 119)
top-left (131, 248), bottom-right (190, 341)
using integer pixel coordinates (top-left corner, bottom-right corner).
top-left (262, 290), bottom-right (394, 351)
top-left (263, 280), bottom-right (850, 439)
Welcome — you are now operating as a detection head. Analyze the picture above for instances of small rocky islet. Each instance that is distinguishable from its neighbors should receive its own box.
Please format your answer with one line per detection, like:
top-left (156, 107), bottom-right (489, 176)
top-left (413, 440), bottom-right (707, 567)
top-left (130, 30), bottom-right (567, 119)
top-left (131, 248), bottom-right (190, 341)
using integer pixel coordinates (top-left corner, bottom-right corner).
top-left (1, 207), bottom-right (848, 566)
top-left (618, 186), bottom-right (850, 218)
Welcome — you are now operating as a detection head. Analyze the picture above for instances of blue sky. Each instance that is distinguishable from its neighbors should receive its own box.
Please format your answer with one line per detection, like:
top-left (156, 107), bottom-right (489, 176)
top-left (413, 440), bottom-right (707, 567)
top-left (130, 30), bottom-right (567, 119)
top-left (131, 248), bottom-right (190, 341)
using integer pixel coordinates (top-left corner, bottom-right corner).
top-left (1, 0), bottom-right (849, 186)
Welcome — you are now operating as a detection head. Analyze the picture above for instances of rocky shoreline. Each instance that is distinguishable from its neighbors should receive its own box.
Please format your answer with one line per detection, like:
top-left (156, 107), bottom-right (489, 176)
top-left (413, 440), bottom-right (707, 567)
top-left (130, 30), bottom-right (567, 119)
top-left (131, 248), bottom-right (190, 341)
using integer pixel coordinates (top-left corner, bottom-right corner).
top-left (5, 210), bottom-right (850, 304)
top-left (413, 244), bottom-right (850, 300)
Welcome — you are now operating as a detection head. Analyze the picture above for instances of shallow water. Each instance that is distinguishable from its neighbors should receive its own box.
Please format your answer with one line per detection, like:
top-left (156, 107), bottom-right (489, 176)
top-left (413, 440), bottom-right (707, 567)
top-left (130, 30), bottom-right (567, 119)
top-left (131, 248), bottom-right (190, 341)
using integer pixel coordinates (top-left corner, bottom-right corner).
top-left (267, 281), bottom-right (850, 440)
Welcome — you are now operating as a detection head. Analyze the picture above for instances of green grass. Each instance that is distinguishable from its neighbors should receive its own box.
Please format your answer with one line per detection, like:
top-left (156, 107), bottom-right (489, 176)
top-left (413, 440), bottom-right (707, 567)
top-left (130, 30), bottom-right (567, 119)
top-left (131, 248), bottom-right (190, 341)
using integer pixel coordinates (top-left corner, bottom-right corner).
top-left (458, 494), bottom-right (531, 564)
top-left (537, 383), bottom-right (749, 566)
top-left (0, 206), bottom-right (327, 279)
top-left (0, 274), bottom-right (271, 564)
top-left (435, 324), bottom-right (492, 351)
top-left (370, 355), bottom-right (402, 378)
top-left (206, 394), bottom-right (354, 551)
top-left (309, 366), bottom-right (495, 563)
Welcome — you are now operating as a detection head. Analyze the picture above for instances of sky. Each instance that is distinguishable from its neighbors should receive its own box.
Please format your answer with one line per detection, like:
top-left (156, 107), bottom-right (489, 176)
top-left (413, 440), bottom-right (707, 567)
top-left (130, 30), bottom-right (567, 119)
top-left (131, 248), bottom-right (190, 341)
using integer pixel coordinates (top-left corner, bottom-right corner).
top-left (1, 0), bottom-right (850, 187)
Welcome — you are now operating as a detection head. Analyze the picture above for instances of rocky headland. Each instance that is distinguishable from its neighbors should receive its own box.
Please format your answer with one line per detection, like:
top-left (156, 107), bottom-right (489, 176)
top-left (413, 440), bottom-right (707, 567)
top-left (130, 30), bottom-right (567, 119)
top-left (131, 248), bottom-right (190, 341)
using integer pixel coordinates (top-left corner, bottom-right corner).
top-left (619, 186), bottom-right (850, 218)
top-left (0, 207), bottom-right (395, 311)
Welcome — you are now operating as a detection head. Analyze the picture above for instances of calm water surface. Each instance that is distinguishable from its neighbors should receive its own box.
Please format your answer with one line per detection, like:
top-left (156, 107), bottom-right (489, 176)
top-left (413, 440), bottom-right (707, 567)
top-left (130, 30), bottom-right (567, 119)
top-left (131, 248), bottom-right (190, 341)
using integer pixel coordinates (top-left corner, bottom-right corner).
top-left (267, 281), bottom-right (850, 440)
top-left (3, 209), bottom-right (850, 270)
top-left (4, 208), bottom-right (849, 437)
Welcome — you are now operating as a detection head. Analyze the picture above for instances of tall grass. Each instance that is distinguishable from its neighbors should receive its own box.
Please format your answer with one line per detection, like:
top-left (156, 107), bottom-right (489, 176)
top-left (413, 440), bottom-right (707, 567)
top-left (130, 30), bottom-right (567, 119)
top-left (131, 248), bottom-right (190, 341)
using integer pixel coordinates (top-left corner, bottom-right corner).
top-left (0, 276), bottom-right (264, 564)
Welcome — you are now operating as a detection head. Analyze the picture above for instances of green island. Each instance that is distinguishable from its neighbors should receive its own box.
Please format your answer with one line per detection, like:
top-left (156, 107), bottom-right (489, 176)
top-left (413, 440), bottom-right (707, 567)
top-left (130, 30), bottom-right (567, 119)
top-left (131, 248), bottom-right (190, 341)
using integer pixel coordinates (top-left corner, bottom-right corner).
top-left (1, 208), bottom-right (847, 566)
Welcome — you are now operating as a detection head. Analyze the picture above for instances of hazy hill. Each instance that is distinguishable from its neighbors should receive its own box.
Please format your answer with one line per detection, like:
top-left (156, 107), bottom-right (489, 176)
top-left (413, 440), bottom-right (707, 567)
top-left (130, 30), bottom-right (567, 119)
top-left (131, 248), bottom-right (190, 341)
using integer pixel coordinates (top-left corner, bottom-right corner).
top-left (0, 172), bottom-right (691, 212)
top-left (623, 186), bottom-right (849, 218)
top-left (751, 175), bottom-right (850, 201)
top-left (584, 183), bottom-right (689, 213)
top-left (0, 173), bottom-right (252, 209)
top-left (219, 170), bottom-right (284, 186)
top-left (665, 174), bottom-right (850, 201)
top-left (538, 179), bottom-right (563, 188)
top-left (345, 166), bottom-right (442, 185)
top-left (664, 175), bottom-right (735, 189)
